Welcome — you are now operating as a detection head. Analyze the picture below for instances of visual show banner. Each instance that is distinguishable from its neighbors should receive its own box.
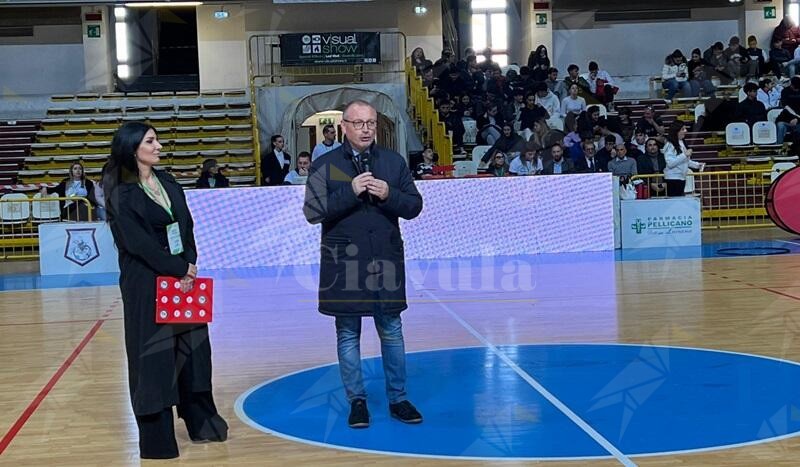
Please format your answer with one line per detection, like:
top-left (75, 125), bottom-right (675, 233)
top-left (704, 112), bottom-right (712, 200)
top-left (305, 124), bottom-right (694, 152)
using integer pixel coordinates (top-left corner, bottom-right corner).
top-left (279, 32), bottom-right (381, 66)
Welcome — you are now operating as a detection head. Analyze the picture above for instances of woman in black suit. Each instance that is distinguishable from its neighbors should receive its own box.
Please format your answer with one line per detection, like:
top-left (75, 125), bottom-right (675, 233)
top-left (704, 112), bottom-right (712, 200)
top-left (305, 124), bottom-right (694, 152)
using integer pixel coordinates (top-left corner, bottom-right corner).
top-left (103, 122), bottom-right (227, 459)
top-left (260, 134), bottom-right (291, 186)
top-left (40, 161), bottom-right (96, 221)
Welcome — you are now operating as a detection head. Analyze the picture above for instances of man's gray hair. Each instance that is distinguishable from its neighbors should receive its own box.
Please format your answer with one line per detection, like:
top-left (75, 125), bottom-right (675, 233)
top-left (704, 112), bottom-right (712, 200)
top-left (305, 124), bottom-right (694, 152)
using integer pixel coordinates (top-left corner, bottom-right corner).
top-left (342, 99), bottom-right (375, 119)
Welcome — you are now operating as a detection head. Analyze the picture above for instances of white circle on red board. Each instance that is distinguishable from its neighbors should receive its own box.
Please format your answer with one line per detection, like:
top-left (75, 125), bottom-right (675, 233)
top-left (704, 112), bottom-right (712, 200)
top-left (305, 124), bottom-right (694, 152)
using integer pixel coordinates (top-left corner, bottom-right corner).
top-left (161, 296), bottom-right (168, 304)
top-left (173, 310), bottom-right (180, 318)
top-left (185, 310), bottom-right (192, 318)
top-left (187, 296), bottom-right (193, 304)
top-left (199, 310), bottom-right (206, 317)
top-left (159, 310), bottom-right (167, 319)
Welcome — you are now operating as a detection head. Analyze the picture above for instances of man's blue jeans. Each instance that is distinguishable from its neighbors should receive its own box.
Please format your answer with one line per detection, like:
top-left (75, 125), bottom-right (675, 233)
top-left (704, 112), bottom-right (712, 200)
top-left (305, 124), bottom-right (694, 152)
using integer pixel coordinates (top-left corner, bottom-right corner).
top-left (335, 314), bottom-right (407, 404)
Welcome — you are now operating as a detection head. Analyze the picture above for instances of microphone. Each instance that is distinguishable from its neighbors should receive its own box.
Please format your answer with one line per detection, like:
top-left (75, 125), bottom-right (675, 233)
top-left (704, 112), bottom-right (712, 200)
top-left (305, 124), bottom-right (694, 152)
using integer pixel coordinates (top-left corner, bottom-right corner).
top-left (348, 152), bottom-right (364, 174)
top-left (360, 153), bottom-right (371, 173)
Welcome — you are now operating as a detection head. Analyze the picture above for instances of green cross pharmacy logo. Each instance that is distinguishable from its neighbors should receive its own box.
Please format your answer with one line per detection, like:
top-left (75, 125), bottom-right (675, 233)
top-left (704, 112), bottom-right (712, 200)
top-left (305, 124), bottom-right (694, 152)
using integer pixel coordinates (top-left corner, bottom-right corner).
top-left (632, 219), bottom-right (646, 234)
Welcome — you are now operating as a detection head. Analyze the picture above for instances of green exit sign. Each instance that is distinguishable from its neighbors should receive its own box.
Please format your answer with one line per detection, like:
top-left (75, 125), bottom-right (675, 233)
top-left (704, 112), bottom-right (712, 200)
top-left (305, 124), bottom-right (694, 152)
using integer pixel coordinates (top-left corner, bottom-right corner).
top-left (764, 6), bottom-right (777, 20)
top-left (535, 13), bottom-right (548, 26)
top-left (86, 24), bottom-right (101, 38)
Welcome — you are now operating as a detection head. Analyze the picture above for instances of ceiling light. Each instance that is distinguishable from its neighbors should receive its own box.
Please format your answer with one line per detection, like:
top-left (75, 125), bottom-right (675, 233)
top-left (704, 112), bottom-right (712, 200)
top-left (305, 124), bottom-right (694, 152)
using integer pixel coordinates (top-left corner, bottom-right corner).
top-left (126, 2), bottom-right (203, 7)
top-left (414, 2), bottom-right (427, 16)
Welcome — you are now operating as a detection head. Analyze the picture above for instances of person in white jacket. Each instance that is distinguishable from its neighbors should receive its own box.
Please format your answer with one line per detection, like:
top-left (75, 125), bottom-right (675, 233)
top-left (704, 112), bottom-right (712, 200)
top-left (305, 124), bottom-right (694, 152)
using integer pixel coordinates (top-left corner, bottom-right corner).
top-left (662, 50), bottom-right (690, 100)
top-left (663, 120), bottom-right (705, 197)
top-left (534, 82), bottom-right (563, 131)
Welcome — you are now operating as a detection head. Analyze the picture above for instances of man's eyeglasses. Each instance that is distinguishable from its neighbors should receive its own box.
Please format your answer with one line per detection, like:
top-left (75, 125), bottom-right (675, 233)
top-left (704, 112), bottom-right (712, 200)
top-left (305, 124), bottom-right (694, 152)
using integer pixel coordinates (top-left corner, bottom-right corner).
top-left (342, 119), bottom-right (377, 130)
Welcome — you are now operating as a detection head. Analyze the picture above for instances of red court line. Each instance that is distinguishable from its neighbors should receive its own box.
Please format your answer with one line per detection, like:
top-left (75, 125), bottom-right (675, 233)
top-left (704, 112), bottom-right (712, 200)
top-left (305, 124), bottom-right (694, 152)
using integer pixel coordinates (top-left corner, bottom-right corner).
top-left (761, 288), bottom-right (800, 302)
top-left (0, 301), bottom-right (119, 456)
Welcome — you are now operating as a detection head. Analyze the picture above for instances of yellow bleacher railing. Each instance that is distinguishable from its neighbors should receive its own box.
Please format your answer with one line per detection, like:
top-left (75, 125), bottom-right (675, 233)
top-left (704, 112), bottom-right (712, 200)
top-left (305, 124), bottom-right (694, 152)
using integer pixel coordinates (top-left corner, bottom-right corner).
top-left (0, 196), bottom-right (94, 260)
top-left (405, 58), bottom-right (454, 166)
top-left (631, 168), bottom-right (782, 229)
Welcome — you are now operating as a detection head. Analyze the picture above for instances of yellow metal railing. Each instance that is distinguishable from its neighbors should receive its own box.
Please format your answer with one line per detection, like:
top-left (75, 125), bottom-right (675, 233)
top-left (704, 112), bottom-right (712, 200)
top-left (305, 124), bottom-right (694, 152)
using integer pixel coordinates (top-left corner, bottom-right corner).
top-left (0, 196), bottom-right (94, 260)
top-left (405, 58), bottom-right (454, 165)
top-left (631, 169), bottom-right (781, 229)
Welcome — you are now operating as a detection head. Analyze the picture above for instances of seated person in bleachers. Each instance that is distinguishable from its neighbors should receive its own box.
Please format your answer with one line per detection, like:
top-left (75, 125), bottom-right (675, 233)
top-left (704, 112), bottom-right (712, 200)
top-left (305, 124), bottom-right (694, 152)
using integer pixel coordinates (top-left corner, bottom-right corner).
top-left (527, 45), bottom-right (551, 82)
top-left (421, 65), bottom-right (435, 89)
top-left (563, 64), bottom-right (592, 101)
top-left (662, 50), bottom-right (690, 100)
top-left (575, 140), bottom-right (605, 173)
top-left (438, 99), bottom-right (465, 150)
top-left (769, 38), bottom-right (792, 77)
top-left (476, 102), bottom-right (505, 145)
top-left (637, 137), bottom-right (667, 195)
top-left (607, 143), bottom-right (638, 179)
top-left (534, 82), bottom-right (563, 131)
top-left (486, 150), bottom-right (509, 177)
top-left (41, 161), bottom-right (96, 221)
top-left (261, 134), bottom-right (291, 186)
top-left (503, 88), bottom-right (525, 129)
top-left (529, 118), bottom-right (553, 149)
top-left (438, 64), bottom-right (472, 99)
top-left (311, 124), bottom-right (342, 161)
top-left (628, 129), bottom-right (647, 158)
top-left (595, 135), bottom-right (617, 171)
top-left (584, 61), bottom-right (617, 108)
top-left (570, 132), bottom-right (595, 164)
top-left (196, 158), bottom-right (230, 189)
top-left (745, 36), bottom-right (766, 78)
top-left (610, 107), bottom-right (635, 143)
top-left (509, 142), bottom-right (542, 176)
top-left (284, 151), bottom-right (311, 185)
top-left (542, 142), bottom-right (575, 175)
top-left (723, 36), bottom-right (749, 81)
top-left (777, 77), bottom-right (800, 143)
top-left (94, 177), bottom-right (106, 221)
top-left (562, 113), bottom-right (582, 150)
top-left (519, 92), bottom-right (549, 132)
top-left (688, 51), bottom-right (717, 98)
top-left (489, 123), bottom-right (526, 158)
top-left (757, 79), bottom-right (781, 110)
top-left (560, 83), bottom-right (587, 118)
top-left (466, 55), bottom-right (486, 94)
top-left (414, 145), bottom-right (437, 179)
top-left (485, 66), bottom-right (510, 100)
top-left (478, 48), bottom-right (498, 72)
top-left (708, 42), bottom-right (733, 85)
top-left (735, 82), bottom-right (768, 127)
top-left (410, 47), bottom-right (432, 73)
top-left (635, 106), bottom-right (665, 139)
top-left (432, 48), bottom-right (456, 78)
top-left (578, 105), bottom-right (621, 144)
top-left (545, 67), bottom-right (565, 100)
top-left (456, 94), bottom-right (477, 120)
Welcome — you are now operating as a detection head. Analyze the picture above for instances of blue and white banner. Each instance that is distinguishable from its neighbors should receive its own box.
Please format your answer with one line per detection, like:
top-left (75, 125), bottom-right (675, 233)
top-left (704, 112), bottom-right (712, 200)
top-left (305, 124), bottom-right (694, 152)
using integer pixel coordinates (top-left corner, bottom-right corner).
top-left (620, 198), bottom-right (702, 249)
top-left (39, 222), bottom-right (119, 276)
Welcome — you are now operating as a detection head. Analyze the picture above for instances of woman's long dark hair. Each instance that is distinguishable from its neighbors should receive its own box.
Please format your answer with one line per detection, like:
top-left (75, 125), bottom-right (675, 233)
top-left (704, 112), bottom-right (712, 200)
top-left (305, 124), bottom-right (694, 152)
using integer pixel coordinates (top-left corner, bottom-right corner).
top-left (103, 121), bottom-right (155, 220)
top-left (665, 120), bottom-right (686, 155)
top-left (69, 161), bottom-right (86, 187)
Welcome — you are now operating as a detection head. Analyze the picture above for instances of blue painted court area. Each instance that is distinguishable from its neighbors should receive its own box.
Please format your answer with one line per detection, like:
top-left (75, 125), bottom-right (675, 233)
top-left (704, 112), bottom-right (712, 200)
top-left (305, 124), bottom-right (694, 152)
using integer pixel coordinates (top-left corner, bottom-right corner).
top-left (236, 344), bottom-right (800, 460)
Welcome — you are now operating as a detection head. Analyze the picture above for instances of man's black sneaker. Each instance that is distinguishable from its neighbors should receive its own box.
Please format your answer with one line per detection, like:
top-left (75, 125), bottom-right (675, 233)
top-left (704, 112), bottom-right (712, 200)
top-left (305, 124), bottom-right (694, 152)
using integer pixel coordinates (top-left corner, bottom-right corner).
top-left (389, 400), bottom-right (423, 424)
top-left (348, 399), bottom-right (370, 428)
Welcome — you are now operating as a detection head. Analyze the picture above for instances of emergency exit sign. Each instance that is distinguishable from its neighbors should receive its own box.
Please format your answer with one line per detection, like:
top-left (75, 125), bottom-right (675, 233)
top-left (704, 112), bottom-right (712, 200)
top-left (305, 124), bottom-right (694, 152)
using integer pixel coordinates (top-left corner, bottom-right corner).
top-left (764, 7), bottom-right (777, 20)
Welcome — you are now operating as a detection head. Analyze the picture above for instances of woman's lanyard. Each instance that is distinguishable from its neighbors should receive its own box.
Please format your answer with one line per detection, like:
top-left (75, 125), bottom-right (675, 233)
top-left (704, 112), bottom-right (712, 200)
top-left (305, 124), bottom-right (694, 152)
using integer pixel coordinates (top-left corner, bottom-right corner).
top-left (140, 177), bottom-right (183, 255)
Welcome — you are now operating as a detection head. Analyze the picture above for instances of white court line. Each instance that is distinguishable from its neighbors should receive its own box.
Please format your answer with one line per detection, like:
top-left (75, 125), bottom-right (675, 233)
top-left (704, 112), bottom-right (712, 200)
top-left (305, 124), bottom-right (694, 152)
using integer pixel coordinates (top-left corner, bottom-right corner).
top-left (776, 239), bottom-right (800, 249)
top-left (415, 285), bottom-right (637, 467)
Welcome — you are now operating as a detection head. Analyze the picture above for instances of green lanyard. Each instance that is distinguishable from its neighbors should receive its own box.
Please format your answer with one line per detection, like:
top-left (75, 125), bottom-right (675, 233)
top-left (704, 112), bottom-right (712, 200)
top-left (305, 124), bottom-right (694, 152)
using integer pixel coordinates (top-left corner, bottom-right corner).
top-left (140, 178), bottom-right (174, 221)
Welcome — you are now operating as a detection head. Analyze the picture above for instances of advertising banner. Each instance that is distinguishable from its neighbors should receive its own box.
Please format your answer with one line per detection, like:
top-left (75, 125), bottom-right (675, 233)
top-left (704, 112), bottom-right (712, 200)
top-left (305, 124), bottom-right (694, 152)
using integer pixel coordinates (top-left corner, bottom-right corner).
top-left (620, 198), bottom-right (702, 248)
top-left (279, 32), bottom-right (381, 66)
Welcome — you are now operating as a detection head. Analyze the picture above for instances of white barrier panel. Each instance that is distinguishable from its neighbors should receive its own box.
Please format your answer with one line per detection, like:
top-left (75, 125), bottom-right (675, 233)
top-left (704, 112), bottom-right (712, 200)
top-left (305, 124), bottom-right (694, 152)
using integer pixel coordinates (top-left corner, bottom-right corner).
top-left (620, 198), bottom-right (702, 249)
top-left (187, 174), bottom-right (616, 269)
top-left (39, 222), bottom-right (120, 276)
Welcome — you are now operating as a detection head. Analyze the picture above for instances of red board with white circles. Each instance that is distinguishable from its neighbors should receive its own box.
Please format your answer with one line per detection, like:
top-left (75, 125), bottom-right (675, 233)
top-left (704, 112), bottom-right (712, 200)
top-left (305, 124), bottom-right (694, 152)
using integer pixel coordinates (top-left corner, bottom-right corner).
top-left (155, 276), bottom-right (213, 324)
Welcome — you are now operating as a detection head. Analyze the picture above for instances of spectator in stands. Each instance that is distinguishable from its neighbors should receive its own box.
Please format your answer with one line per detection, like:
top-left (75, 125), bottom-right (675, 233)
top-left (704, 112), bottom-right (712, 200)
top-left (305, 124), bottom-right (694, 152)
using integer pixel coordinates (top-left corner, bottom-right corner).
top-left (687, 49), bottom-right (716, 97)
top-left (757, 79), bottom-right (781, 110)
top-left (636, 106), bottom-right (665, 138)
top-left (561, 83), bottom-right (588, 118)
top-left (769, 37), bottom-right (792, 77)
top-left (595, 135), bottom-right (617, 170)
top-left (535, 82), bottom-right (563, 131)
top-left (529, 118), bottom-right (553, 149)
top-left (410, 47), bottom-right (432, 73)
top-left (486, 150), bottom-right (509, 176)
top-left (477, 102), bottom-right (504, 145)
top-left (466, 56), bottom-right (486, 94)
top-left (196, 159), bottom-right (230, 189)
top-left (575, 140), bottom-right (604, 173)
top-left (311, 124), bottom-right (342, 161)
top-left (542, 142), bottom-right (574, 175)
top-left (736, 82), bottom-right (768, 127)
top-left (663, 121), bottom-right (705, 197)
top-left (284, 151), bottom-right (312, 185)
top-left (527, 45), bottom-right (550, 82)
top-left (421, 65), bottom-right (435, 88)
top-left (724, 36), bottom-right (748, 82)
top-left (708, 42), bottom-right (733, 85)
top-left (662, 50), bottom-right (690, 100)
top-left (503, 88), bottom-right (525, 129)
top-left (485, 66), bottom-right (509, 100)
top-left (570, 132), bottom-right (595, 163)
top-left (41, 161), bottom-right (96, 221)
top-left (438, 100), bottom-right (465, 150)
top-left (745, 35), bottom-right (766, 78)
top-left (520, 92), bottom-right (549, 131)
top-left (614, 107), bottom-right (635, 143)
top-left (562, 113), bottom-right (582, 150)
top-left (94, 176), bottom-right (106, 221)
top-left (585, 61), bottom-right (617, 108)
top-left (773, 16), bottom-right (800, 55)
top-left (630, 128), bottom-right (647, 154)
top-left (103, 122), bottom-right (228, 459)
top-left (509, 141), bottom-right (541, 175)
top-left (782, 40), bottom-right (800, 77)
top-left (414, 144), bottom-right (437, 179)
top-left (261, 134), bottom-right (291, 186)
top-left (564, 64), bottom-right (592, 99)
top-left (464, 47), bottom-right (476, 60)
top-left (578, 105), bottom-right (619, 143)
top-left (478, 48), bottom-right (498, 72)
top-left (439, 64), bottom-right (472, 98)
top-left (637, 137), bottom-right (667, 195)
top-left (456, 93), bottom-right (476, 119)
top-left (545, 68), bottom-right (565, 100)
top-left (432, 48), bottom-right (455, 78)
top-left (777, 77), bottom-right (800, 143)
top-left (607, 143), bottom-right (638, 179)
top-left (492, 123), bottom-right (526, 156)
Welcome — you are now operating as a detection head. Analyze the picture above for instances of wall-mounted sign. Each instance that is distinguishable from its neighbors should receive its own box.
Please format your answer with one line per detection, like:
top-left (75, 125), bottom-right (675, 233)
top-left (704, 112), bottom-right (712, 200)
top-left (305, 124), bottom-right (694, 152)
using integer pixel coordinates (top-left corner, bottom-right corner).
top-left (535, 13), bottom-right (548, 26)
top-left (280, 32), bottom-right (381, 66)
top-left (86, 24), bottom-right (101, 38)
top-left (764, 6), bottom-right (777, 20)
